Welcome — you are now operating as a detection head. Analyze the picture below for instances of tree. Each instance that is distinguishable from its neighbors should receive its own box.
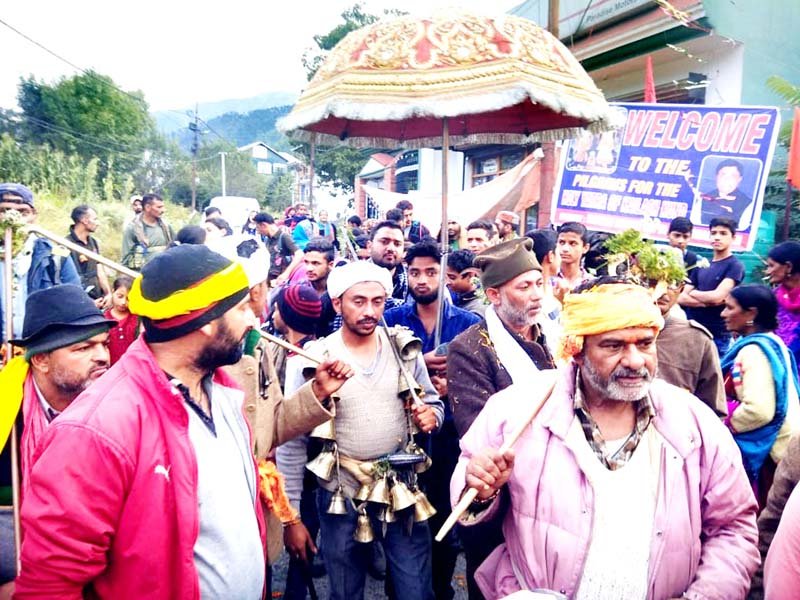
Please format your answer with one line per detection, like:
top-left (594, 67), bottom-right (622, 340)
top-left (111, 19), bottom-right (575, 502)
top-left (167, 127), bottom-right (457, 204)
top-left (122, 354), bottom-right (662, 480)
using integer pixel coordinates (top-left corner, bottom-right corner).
top-left (298, 4), bottom-right (405, 191)
top-left (17, 71), bottom-right (157, 189)
top-left (164, 140), bottom-right (264, 208)
top-left (310, 145), bottom-right (374, 192)
top-left (264, 170), bottom-right (295, 212)
top-left (767, 76), bottom-right (800, 144)
top-left (764, 76), bottom-right (800, 238)
top-left (302, 4), bottom-right (382, 80)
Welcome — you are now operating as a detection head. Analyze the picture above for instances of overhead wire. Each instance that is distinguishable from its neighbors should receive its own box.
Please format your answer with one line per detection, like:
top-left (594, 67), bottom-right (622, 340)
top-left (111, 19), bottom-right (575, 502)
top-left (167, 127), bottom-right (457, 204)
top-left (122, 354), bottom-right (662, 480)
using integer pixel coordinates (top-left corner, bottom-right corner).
top-left (0, 17), bottom-right (187, 133)
top-left (0, 113), bottom-right (221, 168)
top-left (0, 17), bottom-right (252, 168)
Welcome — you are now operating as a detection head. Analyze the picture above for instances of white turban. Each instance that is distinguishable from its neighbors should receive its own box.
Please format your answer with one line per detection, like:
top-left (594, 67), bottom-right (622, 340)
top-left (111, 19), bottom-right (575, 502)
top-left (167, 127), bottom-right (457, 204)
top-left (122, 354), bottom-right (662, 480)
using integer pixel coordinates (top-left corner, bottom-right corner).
top-left (327, 261), bottom-right (393, 299)
top-left (206, 235), bottom-right (270, 288)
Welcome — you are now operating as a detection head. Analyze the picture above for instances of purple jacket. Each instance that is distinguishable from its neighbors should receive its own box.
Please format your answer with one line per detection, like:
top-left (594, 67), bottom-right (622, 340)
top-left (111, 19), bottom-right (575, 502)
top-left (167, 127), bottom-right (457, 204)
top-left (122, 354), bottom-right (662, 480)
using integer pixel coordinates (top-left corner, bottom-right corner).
top-left (452, 364), bottom-right (759, 600)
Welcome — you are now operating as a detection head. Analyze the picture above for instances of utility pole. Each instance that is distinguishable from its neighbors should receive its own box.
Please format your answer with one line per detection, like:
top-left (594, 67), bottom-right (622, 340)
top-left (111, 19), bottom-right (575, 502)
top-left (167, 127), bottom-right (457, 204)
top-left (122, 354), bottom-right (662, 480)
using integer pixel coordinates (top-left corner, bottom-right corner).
top-left (220, 152), bottom-right (227, 197)
top-left (189, 104), bottom-right (199, 213)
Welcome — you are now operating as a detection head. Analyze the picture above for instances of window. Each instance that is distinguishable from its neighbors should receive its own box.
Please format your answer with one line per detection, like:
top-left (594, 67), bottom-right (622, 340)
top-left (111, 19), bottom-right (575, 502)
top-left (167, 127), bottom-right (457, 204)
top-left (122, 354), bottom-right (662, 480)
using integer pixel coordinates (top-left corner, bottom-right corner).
top-left (470, 148), bottom-right (529, 187)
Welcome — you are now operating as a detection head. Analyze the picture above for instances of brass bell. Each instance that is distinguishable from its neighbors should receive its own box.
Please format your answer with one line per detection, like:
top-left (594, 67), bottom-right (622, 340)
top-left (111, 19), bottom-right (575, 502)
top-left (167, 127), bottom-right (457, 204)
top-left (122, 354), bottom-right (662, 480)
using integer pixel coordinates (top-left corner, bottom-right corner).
top-left (354, 484), bottom-right (371, 504)
top-left (306, 450), bottom-right (336, 481)
top-left (378, 506), bottom-right (396, 523)
top-left (367, 477), bottom-right (391, 505)
top-left (327, 488), bottom-right (349, 515)
top-left (353, 511), bottom-right (374, 543)
top-left (310, 419), bottom-right (335, 440)
top-left (414, 453), bottom-right (433, 474)
top-left (413, 490), bottom-right (437, 522)
top-left (393, 326), bottom-right (423, 360)
top-left (390, 480), bottom-right (417, 512)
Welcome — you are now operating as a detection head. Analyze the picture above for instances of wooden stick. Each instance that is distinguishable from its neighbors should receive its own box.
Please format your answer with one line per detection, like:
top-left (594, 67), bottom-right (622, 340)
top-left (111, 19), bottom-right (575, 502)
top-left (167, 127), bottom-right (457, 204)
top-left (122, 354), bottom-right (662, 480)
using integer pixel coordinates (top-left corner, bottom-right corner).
top-left (25, 224), bottom-right (139, 279)
top-left (26, 225), bottom-right (329, 368)
top-left (256, 329), bottom-right (325, 365)
top-left (434, 372), bottom-right (558, 542)
top-left (3, 227), bottom-right (22, 573)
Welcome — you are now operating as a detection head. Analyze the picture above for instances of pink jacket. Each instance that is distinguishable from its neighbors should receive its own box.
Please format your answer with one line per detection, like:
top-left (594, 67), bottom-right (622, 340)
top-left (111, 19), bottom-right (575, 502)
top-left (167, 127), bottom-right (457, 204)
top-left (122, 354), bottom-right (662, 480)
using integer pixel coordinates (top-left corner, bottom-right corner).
top-left (452, 364), bottom-right (760, 600)
top-left (14, 336), bottom-right (267, 599)
top-left (20, 371), bottom-right (48, 505)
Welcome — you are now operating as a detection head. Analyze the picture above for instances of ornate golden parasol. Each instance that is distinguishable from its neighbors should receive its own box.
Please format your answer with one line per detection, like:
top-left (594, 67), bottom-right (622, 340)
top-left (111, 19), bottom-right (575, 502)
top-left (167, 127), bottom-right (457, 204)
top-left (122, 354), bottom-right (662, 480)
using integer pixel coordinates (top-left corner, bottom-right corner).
top-left (278, 11), bottom-right (620, 148)
top-left (279, 10), bottom-right (620, 345)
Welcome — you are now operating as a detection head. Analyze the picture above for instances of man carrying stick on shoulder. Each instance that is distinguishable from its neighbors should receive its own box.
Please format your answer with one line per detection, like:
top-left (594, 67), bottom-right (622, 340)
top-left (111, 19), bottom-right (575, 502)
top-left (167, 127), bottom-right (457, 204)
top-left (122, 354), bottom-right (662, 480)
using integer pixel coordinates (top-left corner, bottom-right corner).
top-left (451, 278), bottom-right (759, 600)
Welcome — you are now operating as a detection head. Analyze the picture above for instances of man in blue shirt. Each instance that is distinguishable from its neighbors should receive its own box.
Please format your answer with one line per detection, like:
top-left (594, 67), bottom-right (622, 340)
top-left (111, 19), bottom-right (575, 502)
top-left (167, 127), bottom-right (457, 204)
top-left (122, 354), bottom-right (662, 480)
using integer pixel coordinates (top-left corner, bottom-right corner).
top-left (679, 216), bottom-right (746, 356)
top-left (384, 239), bottom-right (479, 600)
top-left (0, 183), bottom-right (81, 343)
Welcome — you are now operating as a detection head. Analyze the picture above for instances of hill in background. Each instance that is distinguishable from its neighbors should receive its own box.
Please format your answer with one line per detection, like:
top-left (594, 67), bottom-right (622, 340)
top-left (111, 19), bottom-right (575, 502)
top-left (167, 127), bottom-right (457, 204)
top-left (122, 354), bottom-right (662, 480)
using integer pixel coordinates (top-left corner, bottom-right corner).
top-left (153, 91), bottom-right (297, 134)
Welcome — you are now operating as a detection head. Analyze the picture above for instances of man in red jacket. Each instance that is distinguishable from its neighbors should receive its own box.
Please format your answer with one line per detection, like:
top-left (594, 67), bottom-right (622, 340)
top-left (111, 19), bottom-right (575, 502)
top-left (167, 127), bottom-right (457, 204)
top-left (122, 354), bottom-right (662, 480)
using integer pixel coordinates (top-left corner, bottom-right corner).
top-left (14, 244), bottom-right (352, 599)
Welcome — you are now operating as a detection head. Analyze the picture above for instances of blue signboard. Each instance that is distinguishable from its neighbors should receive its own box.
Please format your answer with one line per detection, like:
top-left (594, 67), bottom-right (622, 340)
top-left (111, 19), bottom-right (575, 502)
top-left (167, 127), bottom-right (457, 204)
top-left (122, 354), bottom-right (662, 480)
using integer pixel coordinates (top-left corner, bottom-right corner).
top-left (551, 104), bottom-right (781, 251)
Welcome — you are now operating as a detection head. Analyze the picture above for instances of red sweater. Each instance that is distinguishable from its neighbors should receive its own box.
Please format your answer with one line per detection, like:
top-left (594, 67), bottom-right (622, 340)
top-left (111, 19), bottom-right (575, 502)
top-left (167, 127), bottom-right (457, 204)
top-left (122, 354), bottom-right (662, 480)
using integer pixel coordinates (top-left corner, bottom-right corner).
top-left (14, 336), bottom-right (266, 599)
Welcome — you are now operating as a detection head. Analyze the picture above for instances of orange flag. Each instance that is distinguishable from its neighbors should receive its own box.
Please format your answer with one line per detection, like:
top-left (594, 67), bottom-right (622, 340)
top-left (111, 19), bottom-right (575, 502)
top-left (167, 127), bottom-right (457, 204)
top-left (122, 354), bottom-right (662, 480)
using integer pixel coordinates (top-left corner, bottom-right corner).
top-left (788, 107), bottom-right (800, 188)
top-left (644, 56), bottom-right (657, 103)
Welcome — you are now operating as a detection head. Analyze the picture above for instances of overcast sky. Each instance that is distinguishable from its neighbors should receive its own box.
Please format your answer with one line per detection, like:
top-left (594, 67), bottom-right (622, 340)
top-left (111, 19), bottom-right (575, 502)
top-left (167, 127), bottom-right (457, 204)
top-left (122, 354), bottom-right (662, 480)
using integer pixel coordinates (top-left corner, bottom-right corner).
top-left (0, 0), bottom-right (524, 112)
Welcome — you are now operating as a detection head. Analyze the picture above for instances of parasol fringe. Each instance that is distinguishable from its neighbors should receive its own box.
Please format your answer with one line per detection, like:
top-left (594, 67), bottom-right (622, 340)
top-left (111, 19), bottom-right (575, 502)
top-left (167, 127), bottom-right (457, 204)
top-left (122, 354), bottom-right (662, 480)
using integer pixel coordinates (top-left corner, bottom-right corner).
top-left (278, 85), bottom-right (623, 146)
top-left (282, 123), bottom-right (614, 150)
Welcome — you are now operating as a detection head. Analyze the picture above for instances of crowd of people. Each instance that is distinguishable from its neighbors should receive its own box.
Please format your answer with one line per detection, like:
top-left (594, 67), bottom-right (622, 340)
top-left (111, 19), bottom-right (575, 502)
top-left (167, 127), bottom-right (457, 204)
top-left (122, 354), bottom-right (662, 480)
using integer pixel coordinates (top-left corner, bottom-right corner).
top-left (1, 183), bottom-right (800, 600)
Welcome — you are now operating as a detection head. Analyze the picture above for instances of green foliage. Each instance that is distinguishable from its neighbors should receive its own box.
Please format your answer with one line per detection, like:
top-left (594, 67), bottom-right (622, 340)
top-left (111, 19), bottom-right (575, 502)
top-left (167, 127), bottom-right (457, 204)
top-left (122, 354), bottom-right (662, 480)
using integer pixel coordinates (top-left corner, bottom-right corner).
top-left (303, 145), bottom-right (375, 192)
top-left (603, 229), bottom-right (647, 256)
top-left (17, 71), bottom-right (156, 179)
top-left (766, 76), bottom-right (800, 144)
top-left (163, 139), bottom-right (265, 208)
top-left (764, 75), bottom-right (800, 239)
top-left (203, 106), bottom-right (292, 148)
top-left (635, 244), bottom-right (687, 286)
top-left (33, 191), bottom-right (197, 264)
top-left (603, 229), bottom-right (686, 285)
top-left (302, 3), bottom-right (407, 81)
top-left (265, 171), bottom-right (295, 212)
top-left (0, 134), bottom-right (100, 201)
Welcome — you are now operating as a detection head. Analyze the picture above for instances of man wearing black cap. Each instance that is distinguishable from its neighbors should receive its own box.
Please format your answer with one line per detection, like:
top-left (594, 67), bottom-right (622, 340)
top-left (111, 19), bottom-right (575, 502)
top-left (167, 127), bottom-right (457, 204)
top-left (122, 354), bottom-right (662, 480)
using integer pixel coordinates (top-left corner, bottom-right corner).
top-left (0, 182), bottom-right (81, 344)
top-left (0, 284), bottom-right (114, 589)
top-left (15, 244), bottom-right (353, 599)
top-left (272, 284), bottom-right (329, 599)
top-left (446, 237), bottom-right (555, 600)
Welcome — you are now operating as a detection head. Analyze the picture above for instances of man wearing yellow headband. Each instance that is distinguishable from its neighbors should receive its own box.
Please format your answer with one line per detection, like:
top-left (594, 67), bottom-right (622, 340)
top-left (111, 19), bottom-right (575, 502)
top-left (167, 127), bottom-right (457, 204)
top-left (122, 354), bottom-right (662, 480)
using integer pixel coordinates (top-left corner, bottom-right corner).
top-left (452, 278), bottom-right (759, 600)
top-left (14, 244), bottom-right (353, 599)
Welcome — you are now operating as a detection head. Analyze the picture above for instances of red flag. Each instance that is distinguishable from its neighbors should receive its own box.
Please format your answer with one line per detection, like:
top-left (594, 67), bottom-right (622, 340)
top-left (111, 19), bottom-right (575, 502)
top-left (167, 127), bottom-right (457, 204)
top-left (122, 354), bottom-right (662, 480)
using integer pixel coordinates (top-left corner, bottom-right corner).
top-left (644, 56), bottom-right (657, 103)
top-left (788, 107), bottom-right (800, 188)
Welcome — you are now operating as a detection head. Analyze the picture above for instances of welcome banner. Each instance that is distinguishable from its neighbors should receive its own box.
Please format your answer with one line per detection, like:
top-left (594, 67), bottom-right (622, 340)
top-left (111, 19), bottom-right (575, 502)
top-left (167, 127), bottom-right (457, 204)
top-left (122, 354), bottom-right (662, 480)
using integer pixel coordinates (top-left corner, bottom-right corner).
top-left (551, 103), bottom-right (780, 251)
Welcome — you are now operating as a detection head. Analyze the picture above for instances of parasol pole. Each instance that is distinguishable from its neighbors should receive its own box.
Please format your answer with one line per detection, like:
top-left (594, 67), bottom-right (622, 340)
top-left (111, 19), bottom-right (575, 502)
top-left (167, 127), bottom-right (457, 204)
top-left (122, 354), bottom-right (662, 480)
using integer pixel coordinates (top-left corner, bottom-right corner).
top-left (309, 134), bottom-right (316, 213)
top-left (434, 118), bottom-right (450, 348)
top-left (4, 226), bottom-right (22, 573)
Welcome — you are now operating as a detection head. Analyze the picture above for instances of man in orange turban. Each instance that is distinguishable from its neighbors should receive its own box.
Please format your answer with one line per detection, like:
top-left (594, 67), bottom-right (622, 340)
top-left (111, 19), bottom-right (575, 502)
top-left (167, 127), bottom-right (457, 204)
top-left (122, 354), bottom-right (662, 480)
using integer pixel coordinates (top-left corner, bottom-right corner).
top-left (451, 277), bottom-right (759, 600)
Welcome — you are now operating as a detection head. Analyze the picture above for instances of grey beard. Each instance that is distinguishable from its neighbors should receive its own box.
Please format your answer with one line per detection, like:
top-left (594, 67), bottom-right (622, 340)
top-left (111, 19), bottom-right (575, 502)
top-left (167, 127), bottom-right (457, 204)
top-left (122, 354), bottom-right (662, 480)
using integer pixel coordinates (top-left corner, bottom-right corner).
top-left (580, 358), bottom-right (652, 403)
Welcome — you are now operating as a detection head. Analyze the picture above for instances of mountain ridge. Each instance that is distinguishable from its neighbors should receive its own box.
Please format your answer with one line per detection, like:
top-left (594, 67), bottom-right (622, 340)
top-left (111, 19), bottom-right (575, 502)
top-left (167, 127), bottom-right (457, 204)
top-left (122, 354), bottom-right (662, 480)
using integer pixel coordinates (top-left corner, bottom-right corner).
top-left (153, 91), bottom-right (298, 134)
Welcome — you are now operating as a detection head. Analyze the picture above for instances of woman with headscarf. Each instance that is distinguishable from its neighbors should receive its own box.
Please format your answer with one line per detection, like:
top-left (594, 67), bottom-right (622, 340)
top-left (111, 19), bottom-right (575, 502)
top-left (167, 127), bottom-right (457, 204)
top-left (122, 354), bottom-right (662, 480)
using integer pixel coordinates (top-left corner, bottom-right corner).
top-left (766, 240), bottom-right (800, 366)
top-left (720, 284), bottom-right (800, 506)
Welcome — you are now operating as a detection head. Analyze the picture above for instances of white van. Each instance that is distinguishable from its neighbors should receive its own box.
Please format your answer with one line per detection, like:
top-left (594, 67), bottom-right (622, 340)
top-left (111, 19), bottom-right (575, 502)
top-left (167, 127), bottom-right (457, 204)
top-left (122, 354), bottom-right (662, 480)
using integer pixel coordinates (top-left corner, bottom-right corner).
top-left (207, 196), bottom-right (260, 231)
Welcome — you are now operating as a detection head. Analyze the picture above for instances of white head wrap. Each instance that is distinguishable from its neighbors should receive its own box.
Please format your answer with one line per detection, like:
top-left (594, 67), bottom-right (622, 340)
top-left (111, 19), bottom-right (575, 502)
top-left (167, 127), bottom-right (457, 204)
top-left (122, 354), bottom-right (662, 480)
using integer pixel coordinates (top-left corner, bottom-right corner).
top-left (206, 235), bottom-right (270, 288)
top-left (327, 260), bottom-right (393, 299)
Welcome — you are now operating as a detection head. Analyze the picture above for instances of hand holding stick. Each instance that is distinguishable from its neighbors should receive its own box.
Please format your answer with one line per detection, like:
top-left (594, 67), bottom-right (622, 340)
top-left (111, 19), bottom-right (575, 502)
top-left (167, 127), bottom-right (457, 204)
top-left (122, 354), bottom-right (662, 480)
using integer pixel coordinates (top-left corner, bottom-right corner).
top-left (434, 372), bottom-right (558, 542)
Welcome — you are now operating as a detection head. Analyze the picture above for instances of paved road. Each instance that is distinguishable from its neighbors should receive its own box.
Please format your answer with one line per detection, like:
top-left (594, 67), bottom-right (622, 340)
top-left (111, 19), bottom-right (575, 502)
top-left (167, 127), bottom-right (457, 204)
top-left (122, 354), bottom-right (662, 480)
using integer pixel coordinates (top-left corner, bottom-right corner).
top-left (270, 546), bottom-right (469, 599)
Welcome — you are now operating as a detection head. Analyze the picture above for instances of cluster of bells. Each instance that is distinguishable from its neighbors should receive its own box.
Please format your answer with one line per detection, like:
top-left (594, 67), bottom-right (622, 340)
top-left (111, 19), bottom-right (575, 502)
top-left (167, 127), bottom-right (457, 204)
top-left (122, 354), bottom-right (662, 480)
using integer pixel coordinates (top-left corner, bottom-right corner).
top-left (349, 475), bottom-right (437, 544)
top-left (307, 441), bottom-right (436, 544)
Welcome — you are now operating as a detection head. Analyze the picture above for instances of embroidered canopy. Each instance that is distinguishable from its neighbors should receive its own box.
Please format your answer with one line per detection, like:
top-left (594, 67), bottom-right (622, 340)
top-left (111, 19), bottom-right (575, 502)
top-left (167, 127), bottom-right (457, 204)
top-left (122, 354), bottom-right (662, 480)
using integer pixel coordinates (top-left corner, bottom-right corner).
top-left (279, 12), bottom-right (620, 148)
